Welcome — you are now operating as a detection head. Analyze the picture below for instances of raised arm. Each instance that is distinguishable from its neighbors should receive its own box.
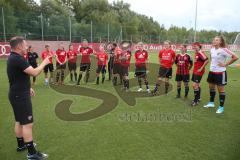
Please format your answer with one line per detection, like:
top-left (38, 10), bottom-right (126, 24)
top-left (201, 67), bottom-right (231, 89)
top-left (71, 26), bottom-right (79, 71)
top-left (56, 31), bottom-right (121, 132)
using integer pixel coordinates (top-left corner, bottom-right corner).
top-left (24, 56), bottom-right (51, 77)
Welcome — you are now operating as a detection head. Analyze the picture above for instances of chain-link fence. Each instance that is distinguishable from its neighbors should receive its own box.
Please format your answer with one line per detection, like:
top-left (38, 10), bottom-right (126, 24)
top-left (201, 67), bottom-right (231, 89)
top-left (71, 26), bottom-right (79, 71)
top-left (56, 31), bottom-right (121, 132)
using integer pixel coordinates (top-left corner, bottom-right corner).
top-left (0, 6), bottom-right (197, 43)
top-left (0, 7), bottom-right (237, 44)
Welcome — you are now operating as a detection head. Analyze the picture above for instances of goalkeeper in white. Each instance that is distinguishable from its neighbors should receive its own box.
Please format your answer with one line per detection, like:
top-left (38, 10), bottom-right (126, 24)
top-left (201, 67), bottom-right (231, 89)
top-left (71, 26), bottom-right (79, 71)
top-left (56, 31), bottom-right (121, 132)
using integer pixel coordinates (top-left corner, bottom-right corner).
top-left (203, 36), bottom-right (238, 113)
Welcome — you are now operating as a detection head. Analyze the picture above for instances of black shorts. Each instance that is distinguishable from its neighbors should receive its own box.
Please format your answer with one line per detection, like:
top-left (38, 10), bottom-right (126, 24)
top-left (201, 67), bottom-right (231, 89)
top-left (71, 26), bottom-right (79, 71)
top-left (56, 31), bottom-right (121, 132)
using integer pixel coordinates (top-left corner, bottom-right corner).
top-left (121, 66), bottom-right (129, 76)
top-left (175, 74), bottom-right (190, 82)
top-left (113, 63), bottom-right (121, 74)
top-left (135, 65), bottom-right (147, 77)
top-left (80, 63), bottom-right (91, 72)
top-left (191, 74), bottom-right (202, 83)
top-left (96, 65), bottom-right (106, 74)
top-left (68, 62), bottom-right (77, 71)
top-left (159, 66), bottom-right (172, 78)
top-left (207, 71), bottom-right (227, 86)
top-left (44, 64), bottom-right (54, 73)
top-left (8, 92), bottom-right (33, 125)
top-left (56, 63), bottom-right (66, 70)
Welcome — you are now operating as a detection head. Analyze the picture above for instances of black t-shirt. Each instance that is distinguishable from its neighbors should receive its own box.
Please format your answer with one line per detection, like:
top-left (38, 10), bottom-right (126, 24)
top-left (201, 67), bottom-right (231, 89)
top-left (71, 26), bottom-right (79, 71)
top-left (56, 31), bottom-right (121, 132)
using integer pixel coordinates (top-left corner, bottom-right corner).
top-left (7, 52), bottom-right (31, 94)
top-left (27, 52), bottom-right (38, 65)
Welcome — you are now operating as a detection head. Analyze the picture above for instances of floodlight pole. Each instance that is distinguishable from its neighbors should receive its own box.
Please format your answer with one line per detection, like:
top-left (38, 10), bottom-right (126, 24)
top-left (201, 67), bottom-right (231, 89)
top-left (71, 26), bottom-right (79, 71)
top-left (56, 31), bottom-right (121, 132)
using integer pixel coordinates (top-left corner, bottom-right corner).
top-left (107, 23), bottom-right (110, 42)
top-left (120, 26), bottom-right (123, 42)
top-left (69, 16), bottom-right (72, 42)
top-left (194, 0), bottom-right (198, 42)
top-left (2, 7), bottom-right (6, 42)
top-left (91, 21), bottom-right (93, 43)
top-left (41, 13), bottom-right (44, 41)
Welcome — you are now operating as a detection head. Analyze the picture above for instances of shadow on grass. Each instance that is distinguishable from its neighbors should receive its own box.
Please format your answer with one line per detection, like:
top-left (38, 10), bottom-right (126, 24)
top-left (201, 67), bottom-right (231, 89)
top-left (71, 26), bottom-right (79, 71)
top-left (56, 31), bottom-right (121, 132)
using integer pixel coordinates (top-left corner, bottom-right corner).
top-left (50, 56), bottom-right (173, 121)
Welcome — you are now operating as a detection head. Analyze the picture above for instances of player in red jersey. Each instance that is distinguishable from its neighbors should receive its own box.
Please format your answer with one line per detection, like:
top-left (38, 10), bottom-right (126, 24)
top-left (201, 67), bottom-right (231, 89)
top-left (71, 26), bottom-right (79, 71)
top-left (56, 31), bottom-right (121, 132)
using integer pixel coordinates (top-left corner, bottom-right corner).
top-left (175, 44), bottom-right (193, 98)
top-left (77, 39), bottom-right (94, 85)
top-left (67, 44), bottom-right (78, 82)
top-left (152, 40), bottom-right (176, 95)
top-left (95, 45), bottom-right (108, 84)
top-left (120, 48), bottom-right (131, 91)
top-left (41, 44), bottom-right (54, 85)
top-left (112, 45), bottom-right (122, 86)
top-left (134, 42), bottom-right (150, 93)
top-left (55, 43), bottom-right (67, 85)
top-left (191, 42), bottom-right (208, 106)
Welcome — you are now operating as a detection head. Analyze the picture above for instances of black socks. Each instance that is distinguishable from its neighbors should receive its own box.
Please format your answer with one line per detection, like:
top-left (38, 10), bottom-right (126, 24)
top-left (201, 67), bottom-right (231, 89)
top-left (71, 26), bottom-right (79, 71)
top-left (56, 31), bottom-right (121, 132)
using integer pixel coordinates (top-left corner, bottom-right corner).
top-left (194, 88), bottom-right (200, 102)
top-left (25, 141), bottom-right (37, 155)
top-left (17, 137), bottom-right (24, 148)
top-left (210, 89), bottom-right (216, 102)
top-left (219, 92), bottom-right (225, 107)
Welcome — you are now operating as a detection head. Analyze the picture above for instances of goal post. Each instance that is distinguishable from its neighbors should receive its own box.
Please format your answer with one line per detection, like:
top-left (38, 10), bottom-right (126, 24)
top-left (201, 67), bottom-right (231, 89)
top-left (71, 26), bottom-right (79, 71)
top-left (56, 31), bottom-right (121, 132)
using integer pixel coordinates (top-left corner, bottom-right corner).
top-left (230, 33), bottom-right (240, 67)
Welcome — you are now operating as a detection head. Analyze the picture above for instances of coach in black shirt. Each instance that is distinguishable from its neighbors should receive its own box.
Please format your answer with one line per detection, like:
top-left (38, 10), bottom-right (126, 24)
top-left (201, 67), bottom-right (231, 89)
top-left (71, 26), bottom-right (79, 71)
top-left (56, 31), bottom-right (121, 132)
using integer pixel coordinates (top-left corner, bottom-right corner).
top-left (7, 37), bottom-right (50, 160)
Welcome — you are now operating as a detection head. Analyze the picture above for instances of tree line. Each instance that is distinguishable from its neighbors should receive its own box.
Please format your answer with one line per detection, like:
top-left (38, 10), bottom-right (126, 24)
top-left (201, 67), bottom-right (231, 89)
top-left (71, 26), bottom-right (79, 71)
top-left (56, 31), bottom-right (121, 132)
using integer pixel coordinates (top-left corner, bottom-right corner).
top-left (0, 0), bottom-right (238, 43)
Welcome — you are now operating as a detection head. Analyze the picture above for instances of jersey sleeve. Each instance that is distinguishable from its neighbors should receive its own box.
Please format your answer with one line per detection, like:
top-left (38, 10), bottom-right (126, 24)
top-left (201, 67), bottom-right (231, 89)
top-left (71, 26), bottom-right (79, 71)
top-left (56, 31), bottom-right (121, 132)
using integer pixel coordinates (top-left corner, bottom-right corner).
top-left (223, 48), bottom-right (235, 58)
top-left (106, 53), bottom-right (109, 61)
top-left (158, 50), bottom-right (162, 59)
top-left (41, 52), bottom-right (44, 60)
top-left (89, 48), bottom-right (94, 54)
top-left (35, 53), bottom-right (39, 59)
top-left (199, 51), bottom-right (208, 61)
top-left (172, 50), bottom-right (176, 59)
top-left (134, 51), bottom-right (138, 60)
top-left (145, 51), bottom-right (148, 60)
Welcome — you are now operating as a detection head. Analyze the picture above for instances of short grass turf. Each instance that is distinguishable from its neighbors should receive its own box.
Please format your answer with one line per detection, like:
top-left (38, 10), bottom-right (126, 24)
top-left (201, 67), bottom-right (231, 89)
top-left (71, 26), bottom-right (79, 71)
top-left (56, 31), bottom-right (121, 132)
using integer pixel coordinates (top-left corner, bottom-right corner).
top-left (0, 52), bottom-right (240, 160)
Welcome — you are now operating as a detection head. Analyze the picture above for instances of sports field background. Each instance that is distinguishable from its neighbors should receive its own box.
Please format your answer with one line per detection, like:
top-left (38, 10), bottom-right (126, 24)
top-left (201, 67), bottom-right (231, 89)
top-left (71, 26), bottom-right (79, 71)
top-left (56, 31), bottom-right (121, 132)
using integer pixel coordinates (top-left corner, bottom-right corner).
top-left (0, 53), bottom-right (240, 160)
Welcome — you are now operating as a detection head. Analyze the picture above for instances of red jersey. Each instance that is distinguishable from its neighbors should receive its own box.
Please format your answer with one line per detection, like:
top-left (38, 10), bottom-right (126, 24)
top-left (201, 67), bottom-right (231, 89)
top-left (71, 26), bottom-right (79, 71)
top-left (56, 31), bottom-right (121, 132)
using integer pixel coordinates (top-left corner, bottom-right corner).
top-left (96, 52), bottom-right (108, 66)
top-left (113, 47), bottom-right (122, 64)
top-left (159, 49), bottom-right (176, 68)
top-left (175, 54), bottom-right (193, 75)
top-left (67, 49), bottom-right (78, 63)
top-left (135, 50), bottom-right (148, 67)
top-left (41, 50), bottom-right (54, 64)
top-left (79, 47), bottom-right (93, 64)
top-left (193, 51), bottom-right (208, 76)
top-left (56, 49), bottom-right (67, 64)
top-left (121, 51), bottom-right (131, 67)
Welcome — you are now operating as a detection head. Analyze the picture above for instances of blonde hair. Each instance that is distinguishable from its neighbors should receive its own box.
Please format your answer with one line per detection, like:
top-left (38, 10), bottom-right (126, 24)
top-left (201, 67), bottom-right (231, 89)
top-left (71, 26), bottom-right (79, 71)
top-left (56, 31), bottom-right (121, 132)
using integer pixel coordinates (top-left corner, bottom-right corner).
top-left (137, 42), bottom-right (144, 46)
top-left (164, 40), bottom-right (171, 45)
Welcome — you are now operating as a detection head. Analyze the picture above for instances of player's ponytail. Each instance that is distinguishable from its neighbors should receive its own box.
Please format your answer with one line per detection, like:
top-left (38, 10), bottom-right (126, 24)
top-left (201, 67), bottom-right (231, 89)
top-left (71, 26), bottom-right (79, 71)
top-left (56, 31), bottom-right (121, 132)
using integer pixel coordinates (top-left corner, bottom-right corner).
top-left (216, 35), bottom-right (226, 48)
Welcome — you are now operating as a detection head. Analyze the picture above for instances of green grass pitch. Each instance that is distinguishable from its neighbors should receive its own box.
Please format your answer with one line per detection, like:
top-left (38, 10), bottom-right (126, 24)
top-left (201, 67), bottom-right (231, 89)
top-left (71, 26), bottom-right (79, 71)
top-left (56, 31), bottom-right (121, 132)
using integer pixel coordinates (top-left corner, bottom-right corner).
top-left (0, 52), bottom-right (240, 160)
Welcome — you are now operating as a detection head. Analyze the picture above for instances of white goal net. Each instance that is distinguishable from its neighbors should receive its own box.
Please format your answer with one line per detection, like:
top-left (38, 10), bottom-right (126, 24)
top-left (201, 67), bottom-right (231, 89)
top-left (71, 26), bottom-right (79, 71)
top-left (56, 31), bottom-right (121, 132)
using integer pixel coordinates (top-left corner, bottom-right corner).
top-left (229, 33), bottom-right (240, 67)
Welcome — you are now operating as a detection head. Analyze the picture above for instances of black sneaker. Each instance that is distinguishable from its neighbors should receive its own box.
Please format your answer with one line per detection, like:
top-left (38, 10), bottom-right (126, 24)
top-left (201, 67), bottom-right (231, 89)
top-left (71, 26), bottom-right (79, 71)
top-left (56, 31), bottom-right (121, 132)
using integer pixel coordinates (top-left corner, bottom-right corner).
top-left (17, 143), bottom-right (37, 152)
top-left (27, 151), bottom-right (48, 160)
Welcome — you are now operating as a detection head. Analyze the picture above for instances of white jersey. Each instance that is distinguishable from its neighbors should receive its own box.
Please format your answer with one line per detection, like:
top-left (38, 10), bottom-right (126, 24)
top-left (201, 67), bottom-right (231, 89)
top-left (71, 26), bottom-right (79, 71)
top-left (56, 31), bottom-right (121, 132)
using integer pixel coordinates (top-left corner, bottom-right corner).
top-left (210, 47), bottom-right (233, 72)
